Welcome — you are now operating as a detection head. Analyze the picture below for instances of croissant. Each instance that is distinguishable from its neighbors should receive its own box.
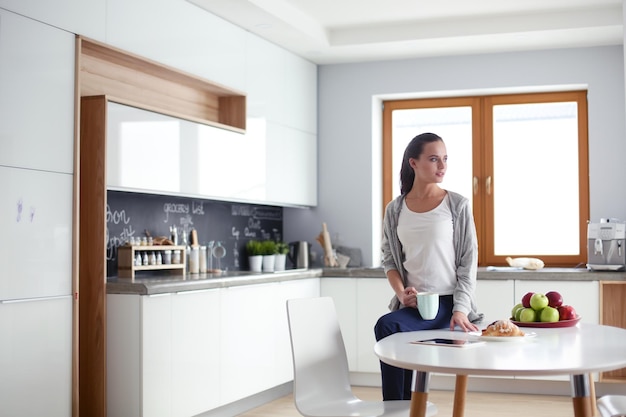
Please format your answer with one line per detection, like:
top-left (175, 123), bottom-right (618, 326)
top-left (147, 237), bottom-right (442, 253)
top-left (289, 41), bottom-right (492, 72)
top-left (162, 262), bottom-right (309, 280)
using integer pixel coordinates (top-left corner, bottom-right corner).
top-left (481, 319), bottom-right (525, 337)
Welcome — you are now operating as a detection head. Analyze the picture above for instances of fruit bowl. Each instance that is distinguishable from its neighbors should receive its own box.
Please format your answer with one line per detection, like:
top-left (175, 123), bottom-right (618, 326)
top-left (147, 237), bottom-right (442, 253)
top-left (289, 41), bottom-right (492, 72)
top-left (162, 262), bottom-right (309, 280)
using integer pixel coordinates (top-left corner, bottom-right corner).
top-left (511, 315), bottom-right (581, 328)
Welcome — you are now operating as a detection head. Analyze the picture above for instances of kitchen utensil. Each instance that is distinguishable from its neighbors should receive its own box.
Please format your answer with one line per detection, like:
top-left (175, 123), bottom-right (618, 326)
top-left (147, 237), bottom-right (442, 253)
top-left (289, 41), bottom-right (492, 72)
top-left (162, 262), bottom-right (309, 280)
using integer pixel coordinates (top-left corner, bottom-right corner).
top-left (288, 241), bottom-right (310, 269)
top-left (207, 240), bottom-right (215, 270)
top-left (212, 241), bottom-right (226, 270)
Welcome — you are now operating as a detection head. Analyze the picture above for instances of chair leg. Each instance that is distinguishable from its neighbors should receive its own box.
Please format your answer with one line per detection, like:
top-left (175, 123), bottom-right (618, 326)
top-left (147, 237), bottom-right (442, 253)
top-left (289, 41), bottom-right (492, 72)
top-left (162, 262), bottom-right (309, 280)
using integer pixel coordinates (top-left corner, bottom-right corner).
top-left (453, 375), bottom-right (468, 417)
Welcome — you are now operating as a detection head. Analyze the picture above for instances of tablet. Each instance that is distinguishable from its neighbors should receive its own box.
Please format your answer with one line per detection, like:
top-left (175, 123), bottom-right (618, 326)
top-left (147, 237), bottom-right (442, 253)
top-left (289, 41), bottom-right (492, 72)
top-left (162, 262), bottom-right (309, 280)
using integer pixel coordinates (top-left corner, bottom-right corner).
top-left (410, 338), bottom-right (485, 347)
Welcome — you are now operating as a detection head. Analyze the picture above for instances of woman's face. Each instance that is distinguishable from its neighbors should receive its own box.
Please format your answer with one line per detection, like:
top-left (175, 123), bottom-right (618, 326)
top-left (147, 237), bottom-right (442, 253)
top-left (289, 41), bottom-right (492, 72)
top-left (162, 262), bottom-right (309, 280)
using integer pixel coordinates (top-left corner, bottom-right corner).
top-left (410, 140), bottom-right (447, 184)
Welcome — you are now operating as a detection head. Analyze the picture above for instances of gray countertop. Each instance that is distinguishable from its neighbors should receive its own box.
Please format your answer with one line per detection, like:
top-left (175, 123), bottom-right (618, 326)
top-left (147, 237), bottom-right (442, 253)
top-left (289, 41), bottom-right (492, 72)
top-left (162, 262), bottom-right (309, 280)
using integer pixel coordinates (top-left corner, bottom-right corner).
top-left (107, 266), bottom-right (626, 295)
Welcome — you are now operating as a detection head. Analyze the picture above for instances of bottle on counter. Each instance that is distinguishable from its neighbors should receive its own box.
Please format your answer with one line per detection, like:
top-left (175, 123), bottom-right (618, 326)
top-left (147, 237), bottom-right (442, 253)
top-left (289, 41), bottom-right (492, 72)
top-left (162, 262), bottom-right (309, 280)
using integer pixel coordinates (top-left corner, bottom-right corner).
top-left (199, 245), bottom-right (207, 273)
top-left (189, 246), bottom-right (199, 274)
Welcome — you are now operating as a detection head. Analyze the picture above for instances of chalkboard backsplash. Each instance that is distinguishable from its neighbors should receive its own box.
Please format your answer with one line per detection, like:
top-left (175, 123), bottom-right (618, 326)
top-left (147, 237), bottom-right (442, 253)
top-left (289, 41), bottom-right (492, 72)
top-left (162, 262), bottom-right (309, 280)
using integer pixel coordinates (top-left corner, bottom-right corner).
top-left (106, 190), bottom-right (283, 276)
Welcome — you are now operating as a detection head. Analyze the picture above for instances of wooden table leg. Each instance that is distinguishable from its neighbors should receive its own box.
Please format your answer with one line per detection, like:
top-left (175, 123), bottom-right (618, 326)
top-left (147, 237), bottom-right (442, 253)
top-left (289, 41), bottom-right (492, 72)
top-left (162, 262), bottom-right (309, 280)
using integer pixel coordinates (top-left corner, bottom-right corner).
top-left (410, 370), bottom-right (430, 417)
top-left (571, 374), bottom-right (593, 417)
top-left (588, 374), bottom-right (596, 417)
top-left (409, 391), bottom-right (429, 417)
top-left (453, 375), bottom-right (468, 417)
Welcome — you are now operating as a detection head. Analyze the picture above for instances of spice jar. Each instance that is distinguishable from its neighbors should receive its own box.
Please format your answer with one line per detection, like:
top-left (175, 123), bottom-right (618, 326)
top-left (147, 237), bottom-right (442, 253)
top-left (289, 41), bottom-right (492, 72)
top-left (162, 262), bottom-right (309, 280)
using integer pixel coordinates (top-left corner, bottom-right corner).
top-left (172, 250), bottom-right (181, 264)
top-left (162, 250), bottom-right (172, 265)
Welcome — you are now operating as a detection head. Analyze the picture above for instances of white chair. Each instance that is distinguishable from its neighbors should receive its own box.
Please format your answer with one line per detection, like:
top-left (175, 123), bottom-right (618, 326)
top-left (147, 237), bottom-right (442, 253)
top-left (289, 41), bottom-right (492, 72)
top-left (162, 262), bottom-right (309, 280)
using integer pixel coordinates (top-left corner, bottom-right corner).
top-left (286, 296), bottom-right (438, 417)
top-left (597, 395), bottom-right (626, 417)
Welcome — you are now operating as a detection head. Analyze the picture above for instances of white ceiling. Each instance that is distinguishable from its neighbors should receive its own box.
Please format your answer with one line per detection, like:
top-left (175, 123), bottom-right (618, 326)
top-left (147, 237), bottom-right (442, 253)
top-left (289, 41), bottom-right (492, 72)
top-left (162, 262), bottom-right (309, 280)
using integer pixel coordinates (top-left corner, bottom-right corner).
top-left (187, 0), bottom-right (624, 64)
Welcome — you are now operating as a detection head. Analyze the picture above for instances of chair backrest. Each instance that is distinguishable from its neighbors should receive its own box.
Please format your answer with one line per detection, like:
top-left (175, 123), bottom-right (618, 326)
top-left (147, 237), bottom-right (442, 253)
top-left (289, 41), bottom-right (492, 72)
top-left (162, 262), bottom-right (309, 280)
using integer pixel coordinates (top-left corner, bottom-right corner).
top-left (286, 297), bottom-right (357, 412)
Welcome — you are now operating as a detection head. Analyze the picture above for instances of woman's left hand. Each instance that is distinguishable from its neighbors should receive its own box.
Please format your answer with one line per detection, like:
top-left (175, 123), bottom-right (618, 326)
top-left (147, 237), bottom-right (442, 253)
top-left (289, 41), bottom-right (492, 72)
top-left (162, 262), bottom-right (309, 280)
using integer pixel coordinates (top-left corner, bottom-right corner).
top-left (449, 311), bottom-right (479, 332)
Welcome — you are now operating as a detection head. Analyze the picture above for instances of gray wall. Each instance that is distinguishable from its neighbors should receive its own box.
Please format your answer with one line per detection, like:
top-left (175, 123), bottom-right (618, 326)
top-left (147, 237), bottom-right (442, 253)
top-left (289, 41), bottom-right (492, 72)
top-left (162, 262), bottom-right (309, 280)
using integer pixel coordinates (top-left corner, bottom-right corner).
top-left (285, 45), bottom-right (625, 267)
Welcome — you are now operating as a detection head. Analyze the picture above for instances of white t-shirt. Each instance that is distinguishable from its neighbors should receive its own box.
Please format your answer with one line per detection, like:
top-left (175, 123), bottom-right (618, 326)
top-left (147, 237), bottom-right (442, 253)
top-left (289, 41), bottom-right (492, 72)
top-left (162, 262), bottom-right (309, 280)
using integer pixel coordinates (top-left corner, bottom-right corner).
top-left (397, 194), bottom-right (456, 295)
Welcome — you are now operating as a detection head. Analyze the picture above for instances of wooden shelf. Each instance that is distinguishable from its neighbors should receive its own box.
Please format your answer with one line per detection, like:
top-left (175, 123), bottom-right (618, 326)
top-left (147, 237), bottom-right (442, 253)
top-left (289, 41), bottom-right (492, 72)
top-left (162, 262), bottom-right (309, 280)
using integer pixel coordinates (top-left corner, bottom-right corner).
top-left (117, 245), bottom-right (186, 279)
top-left (77, 36), bottom-right (246, 132)
top-left (599, 281), bottom-right (626, 382)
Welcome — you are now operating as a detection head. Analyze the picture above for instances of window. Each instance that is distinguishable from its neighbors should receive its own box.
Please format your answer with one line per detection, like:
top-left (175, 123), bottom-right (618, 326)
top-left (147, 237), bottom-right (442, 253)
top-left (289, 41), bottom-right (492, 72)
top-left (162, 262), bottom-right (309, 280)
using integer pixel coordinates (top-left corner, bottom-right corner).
top-left (382, 91), bottom-right (589, 267)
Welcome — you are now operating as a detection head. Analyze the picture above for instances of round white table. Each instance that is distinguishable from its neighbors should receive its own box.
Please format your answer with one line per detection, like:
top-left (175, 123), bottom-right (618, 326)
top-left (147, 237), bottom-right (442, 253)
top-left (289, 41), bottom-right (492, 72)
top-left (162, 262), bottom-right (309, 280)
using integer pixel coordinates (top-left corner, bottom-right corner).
top-left (374, 322), bottom-right (626, 417)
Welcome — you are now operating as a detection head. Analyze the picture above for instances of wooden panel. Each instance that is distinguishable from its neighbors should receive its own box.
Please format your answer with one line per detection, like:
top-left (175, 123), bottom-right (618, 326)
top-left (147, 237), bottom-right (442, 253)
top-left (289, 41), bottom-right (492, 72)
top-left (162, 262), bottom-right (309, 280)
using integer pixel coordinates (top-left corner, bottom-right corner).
top-left (78, 36), bottom-right (246, 132)
top-left (79, 95), bottom-right (108, 417)
top-left (600, 281), bottom-right (626, 382)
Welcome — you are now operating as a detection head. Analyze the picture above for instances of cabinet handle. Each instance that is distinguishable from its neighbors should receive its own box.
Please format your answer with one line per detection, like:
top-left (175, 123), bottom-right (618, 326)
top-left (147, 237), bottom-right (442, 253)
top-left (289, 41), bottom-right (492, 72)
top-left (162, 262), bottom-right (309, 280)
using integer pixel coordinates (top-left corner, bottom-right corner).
top-left (486, 176), bottom-right (492, 195)
top-left (0, 294), bottom-right (71, 304)
top-left (473, 177), bottom-right (478, 195)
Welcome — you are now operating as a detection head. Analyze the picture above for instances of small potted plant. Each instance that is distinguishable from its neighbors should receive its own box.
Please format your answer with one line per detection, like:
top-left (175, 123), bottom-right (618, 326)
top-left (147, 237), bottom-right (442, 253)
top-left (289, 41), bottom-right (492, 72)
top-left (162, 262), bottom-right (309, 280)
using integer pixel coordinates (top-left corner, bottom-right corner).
top-left (260, 240), bottom-right (277, 272)
top-left (275, 242), bottom-right (289, 271)
top-left (246, 240), bottom-right (264, 272)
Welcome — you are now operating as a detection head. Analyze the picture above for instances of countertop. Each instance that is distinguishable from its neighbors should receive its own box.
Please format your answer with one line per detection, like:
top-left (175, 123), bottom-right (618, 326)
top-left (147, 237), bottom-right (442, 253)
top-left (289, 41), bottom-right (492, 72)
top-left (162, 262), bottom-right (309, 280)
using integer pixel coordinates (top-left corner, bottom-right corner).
top-left (107, 266), bottom-right (626, 295)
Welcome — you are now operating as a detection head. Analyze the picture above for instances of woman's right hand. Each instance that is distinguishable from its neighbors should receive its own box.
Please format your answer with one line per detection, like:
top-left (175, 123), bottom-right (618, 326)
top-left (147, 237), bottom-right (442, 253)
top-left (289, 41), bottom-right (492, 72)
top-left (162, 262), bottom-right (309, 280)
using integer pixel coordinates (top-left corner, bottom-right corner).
top-left (400, 286), bottom-right (418, 308)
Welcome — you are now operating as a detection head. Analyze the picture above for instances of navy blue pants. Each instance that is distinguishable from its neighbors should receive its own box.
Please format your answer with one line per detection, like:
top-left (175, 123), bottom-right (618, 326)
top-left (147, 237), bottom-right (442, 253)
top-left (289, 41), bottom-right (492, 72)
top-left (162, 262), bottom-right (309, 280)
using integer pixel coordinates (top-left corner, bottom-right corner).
top-left (374, 294), bottom-right (454, 400)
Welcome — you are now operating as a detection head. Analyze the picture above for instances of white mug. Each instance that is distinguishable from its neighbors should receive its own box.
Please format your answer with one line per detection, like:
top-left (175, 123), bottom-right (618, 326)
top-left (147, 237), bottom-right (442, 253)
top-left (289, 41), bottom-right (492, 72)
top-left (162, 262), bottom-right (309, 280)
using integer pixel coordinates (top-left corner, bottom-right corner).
top-left (417, 292), bottom-right (439, 320)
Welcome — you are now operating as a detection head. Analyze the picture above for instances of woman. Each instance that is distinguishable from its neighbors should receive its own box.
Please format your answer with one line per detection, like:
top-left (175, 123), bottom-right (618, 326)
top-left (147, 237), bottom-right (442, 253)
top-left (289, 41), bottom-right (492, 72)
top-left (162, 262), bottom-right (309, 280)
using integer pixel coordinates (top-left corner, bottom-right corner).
top-left (374, 132), bottom-right (483, 400)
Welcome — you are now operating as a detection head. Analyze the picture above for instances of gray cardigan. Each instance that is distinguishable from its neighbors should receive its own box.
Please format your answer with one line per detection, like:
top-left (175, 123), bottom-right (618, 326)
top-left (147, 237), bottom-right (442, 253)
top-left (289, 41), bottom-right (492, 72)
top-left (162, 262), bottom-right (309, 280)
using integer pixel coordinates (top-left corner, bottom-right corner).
top-left (381, 191), bottom-right (483, 323)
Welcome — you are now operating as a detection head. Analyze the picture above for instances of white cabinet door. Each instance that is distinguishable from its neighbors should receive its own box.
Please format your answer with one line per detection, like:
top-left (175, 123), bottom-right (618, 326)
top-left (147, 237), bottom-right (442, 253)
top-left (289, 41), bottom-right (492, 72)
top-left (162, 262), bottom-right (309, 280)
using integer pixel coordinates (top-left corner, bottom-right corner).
top-left (266, 124), bottom-right (317, 207)
top-left (0, 296), bottom-right (72, 417)
top-left (219, 282), bottom-right (282, 404)
top-left (107, 0), bottom-right (247, 92)
top-left (321, 278), bottom-right (358, 370)
top-left (475, 279), bottom-right (515, 323)
top-left (142, 294), bottom-right (173, 417)
top-left (108, 294), bottom-right (142, 417)
top-left (0, 166), bottom-right (73, 300)
top-left (275, 278), bottom-right (321, 384)
top-left (171, 289), bottom-right (221, 416)
top-left (0, 0), bottom-right (105, 39)
top-left (513, 280), bottom-right (599, 324)
top-left (0, 9), bottom-right (75, 173)
top-left (356, 279), bottom-right (396, 372)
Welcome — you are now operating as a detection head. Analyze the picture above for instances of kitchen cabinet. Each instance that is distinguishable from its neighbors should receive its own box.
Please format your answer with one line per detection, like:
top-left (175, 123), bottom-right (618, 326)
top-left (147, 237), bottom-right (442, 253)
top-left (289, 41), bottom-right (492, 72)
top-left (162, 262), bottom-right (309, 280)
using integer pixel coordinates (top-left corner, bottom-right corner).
top-left (0, 166), bottom-right (73, 299)
top-left (0, 0), bottom-right (105, 40)
top-left (321, 277), bottom-right (395, 373)
top-left (599, 281), bottom-right (626, 382)
top-left (0, 9), bottom-right (75, 173)
top-left (475, 279), bottom-right (515, 322)
top-left (219, 278), bottom-right (320, 404)
top-left (107, 277), bottom-right (319, 417)
top-left (0, 9), bottom-right (74, 417)
top-left (171, 289), bottom-right (221, 415)
top-left (0, 296), bottom-right (72, 417)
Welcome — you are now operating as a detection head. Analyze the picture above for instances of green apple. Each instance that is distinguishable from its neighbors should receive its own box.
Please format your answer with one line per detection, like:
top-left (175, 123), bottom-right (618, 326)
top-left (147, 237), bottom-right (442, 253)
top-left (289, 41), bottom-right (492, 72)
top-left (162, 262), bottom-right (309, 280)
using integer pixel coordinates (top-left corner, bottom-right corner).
top-left (511, 303), bottom-right (524, 319)
top-left (539, 306), bottom-right (559, 322)
top-left (530, 292), bottom-right (549, 311)
top-left (519, 307), bottom-right (537, 322)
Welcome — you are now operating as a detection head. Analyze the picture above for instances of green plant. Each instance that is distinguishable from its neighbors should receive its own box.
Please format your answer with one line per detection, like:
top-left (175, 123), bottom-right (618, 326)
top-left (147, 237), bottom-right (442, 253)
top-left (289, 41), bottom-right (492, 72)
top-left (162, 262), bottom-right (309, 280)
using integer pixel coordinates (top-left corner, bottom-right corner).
top-left (245, 240), bottom-right (264, 256)
top-left (260, 239), bottom-right (277, 256)
top-left (276, 242), bottom-right (289, 255)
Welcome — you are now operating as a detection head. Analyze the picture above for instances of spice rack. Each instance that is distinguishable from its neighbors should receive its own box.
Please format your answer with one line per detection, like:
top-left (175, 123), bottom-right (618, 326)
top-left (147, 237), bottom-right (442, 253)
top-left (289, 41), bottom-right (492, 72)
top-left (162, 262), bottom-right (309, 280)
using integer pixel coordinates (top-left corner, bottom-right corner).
top-left (117, 245), bottom-right (186, 279)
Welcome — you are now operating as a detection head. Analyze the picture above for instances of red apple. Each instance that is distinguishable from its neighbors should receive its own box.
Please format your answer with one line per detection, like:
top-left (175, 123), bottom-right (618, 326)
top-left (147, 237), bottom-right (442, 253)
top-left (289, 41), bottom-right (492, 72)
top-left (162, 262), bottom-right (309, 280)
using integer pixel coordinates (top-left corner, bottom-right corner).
top-left (558, 305), bottom-right (577, 321)
top-left (521, 292), bottom-right (534, 308)
top-left (545, 291), bottom-right (563, 308)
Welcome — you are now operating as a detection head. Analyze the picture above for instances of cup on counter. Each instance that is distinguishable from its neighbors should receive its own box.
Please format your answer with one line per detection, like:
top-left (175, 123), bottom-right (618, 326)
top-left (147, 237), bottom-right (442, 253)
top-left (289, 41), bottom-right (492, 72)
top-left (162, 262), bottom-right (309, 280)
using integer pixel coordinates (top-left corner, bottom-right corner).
top-left (417, 292), bottom-right (439, 320)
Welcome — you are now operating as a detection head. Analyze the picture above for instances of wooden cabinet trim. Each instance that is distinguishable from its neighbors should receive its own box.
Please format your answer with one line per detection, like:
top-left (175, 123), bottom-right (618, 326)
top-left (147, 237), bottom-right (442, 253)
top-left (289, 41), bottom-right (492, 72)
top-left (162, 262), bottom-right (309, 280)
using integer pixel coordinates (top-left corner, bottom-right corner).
top-left (78, 36), bottom-right (246, 132)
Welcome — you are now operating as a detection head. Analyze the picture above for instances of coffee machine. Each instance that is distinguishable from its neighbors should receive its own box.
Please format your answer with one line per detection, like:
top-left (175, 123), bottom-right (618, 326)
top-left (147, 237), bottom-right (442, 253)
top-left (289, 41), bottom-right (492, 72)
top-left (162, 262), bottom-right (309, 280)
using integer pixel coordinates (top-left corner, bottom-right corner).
top-left (587, 219), bottom-right (626, 271)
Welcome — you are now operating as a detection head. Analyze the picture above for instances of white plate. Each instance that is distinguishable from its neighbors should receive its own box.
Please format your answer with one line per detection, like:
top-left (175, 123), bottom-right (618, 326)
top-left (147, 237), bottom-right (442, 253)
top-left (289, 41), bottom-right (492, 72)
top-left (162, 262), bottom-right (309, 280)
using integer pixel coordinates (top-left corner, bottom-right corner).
top-left (476, 332), bottom-right (537, 342)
